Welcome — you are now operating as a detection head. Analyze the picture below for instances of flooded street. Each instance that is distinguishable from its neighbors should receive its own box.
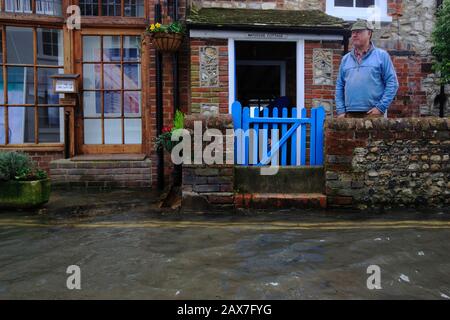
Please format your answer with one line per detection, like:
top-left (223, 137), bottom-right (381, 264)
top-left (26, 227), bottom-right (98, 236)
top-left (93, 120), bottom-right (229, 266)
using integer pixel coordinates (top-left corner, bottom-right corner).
top-left (0, 190), bottom-right (450, 299)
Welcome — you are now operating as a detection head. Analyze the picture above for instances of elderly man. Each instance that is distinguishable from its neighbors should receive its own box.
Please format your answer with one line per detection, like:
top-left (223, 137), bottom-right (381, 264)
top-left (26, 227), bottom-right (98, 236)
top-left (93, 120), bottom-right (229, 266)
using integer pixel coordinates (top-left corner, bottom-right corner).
top-left (335, 19), bottom-right (399, 118)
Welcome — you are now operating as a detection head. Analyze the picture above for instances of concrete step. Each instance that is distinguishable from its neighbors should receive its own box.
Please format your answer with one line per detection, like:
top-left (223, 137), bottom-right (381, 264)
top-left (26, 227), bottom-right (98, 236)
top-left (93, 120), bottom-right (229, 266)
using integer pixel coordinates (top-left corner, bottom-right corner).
top-left (235, 193), bottom-right (327, 209)
top-left (49, 157), bottom-right (152, 189)
top-left (234, 166), bottom-right (324, 194)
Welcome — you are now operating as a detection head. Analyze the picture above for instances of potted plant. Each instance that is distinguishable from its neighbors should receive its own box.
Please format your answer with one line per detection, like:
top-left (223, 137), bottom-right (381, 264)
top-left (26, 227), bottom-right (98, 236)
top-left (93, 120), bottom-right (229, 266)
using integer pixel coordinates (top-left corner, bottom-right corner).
top-left (155, 110), bottom-right (185, 187)
top-left (0, 151), bottom-right (51, 209)
top-left (146, 21), bottom-right (184, 52)
top-left (155, 110), bottom-right (185, 153)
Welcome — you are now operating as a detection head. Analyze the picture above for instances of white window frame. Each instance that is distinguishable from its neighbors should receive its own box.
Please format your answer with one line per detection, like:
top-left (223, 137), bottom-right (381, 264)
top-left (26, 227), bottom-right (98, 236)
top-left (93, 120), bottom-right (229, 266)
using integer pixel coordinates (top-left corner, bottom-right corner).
top-left (326, 0), bottom-right (392, 22)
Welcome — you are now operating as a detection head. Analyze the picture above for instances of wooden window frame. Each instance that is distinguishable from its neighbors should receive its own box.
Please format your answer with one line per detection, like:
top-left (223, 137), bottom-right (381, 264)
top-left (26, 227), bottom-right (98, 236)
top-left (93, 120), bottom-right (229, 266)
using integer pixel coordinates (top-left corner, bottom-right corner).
top-left (0, 24), bottom-right (65, 146)
top-left (79, 0), bottom-right (144, 17)
top-left (1, 0), bottom-right (63, 16)
top-left (79, 31), bottom-right (142, 151)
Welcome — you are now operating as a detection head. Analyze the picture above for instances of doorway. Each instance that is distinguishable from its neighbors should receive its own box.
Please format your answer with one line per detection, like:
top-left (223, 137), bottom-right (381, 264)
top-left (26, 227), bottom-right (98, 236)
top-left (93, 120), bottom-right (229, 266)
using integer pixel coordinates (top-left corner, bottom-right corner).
top-left (235, 41), bottom-right (296, 110)
top-left (75, 30), bottom-right (143, 154)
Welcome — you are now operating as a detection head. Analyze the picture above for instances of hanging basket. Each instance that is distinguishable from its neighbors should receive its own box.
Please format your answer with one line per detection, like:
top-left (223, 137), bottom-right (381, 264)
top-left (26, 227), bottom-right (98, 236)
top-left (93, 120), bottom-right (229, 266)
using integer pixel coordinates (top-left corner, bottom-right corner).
top-left (152, 33), bottom-right (183, 52)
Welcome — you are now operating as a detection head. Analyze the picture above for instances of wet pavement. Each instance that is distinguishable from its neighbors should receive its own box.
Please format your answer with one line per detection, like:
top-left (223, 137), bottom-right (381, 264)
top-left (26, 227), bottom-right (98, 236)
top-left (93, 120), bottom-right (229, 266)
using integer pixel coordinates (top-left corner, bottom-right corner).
top-left (0, 190), bottom-right (450, 299)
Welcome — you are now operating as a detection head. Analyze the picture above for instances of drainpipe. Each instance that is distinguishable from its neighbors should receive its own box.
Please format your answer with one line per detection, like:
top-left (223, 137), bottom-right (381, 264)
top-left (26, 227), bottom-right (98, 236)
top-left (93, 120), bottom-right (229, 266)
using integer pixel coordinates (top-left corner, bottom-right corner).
top-left (172, 0), bottom-right (179, 114)
top-left (172, 0), bottom-right (183, 186)
top-left (155, 2), bottom-right (165, 190)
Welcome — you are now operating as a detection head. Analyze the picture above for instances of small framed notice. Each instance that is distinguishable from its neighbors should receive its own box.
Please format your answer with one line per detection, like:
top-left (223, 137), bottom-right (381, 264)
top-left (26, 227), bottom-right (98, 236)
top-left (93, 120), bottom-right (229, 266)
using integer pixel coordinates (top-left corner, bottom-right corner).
top-left (51, 74), bottom-right (80, 94)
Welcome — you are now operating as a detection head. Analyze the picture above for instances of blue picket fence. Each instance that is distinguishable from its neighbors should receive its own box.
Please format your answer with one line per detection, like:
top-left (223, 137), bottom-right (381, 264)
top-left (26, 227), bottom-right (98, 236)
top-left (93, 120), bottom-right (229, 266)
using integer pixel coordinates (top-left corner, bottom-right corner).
top-left (232, 101), bottom-right (325, 166)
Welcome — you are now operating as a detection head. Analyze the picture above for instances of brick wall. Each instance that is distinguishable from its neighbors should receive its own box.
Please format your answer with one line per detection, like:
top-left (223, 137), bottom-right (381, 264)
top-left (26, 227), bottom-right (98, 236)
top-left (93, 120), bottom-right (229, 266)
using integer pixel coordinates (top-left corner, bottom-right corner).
top-left (182, 113), bottom-right (235, 211)
top-left (50, 159), bottom-right (152, 189)
top-left (0, 149), bottom-right (64, 174)
top-left (325, 117), bottom-right (450, 209)
top-left (190, 38), bottom-right (229, 114)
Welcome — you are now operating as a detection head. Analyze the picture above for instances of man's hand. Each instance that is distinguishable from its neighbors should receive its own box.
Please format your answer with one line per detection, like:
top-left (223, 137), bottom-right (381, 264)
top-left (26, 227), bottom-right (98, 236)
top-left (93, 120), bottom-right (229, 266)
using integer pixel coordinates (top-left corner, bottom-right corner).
top-left (337, 113), bottom-right (346, 118)
top-left (367, 107), bottom-right (383, 116)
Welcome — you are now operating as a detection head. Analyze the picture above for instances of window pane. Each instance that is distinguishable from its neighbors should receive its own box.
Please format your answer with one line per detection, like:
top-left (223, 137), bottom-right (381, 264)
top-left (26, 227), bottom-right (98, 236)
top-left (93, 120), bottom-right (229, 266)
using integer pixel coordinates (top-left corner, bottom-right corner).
top-left (124, 119), bottom-right (141, 144)
top-left (124, 0), bottom-right (144, 17)
top-left (38, 68), bottom-right (63, 105)
top-left (335, 0), bottom-right (353, 7)
top-left (8, 107), bottom-right (35, 143)
top-left (123, 64), bottom-right (140, 89)
top-left (7, 67), bottom-right (34, 104)
top-left (102, 0), bottom-right (121, 16)
top-left (104, 64), bottom-right (122, 89)
top-left (6, 27), bottom-right (34, 64)
top-left (123, 36), bottom-right (141, 62)
top-left (104, 119), bottom-right (122, 144)
top-left (124, 91), bottom-right (140, 116)
top-left (84, 119), bottom-right (101, 144)
top-left (0, 107), bottom-right (5, 144)
top-left (0, 72), bottom-right (4, 104)
top-left (37, 28), bottom-right (63, 66)
top-left (83, 36), bottom-right (101, 62)
top-left (0, 31), bottom-right (3, 64)
top-left (356, 0), bottom-right (375, 7)
top-left (80, 0), bottom-right (98, 16)
top-left (83, 64), bottom-right (101, 89)
top-left (104, 91), bottom-right (121, 116)
top-left (5, 0), bottom-right (32, 13)
top-left (36, 0), bottom-right (62, 16)
top-left (38, 107), bottom-right (62, 142)
top-left (83, 91), bottom-right (101, 117)
top-left (103, 36), bottom-right (121, 62)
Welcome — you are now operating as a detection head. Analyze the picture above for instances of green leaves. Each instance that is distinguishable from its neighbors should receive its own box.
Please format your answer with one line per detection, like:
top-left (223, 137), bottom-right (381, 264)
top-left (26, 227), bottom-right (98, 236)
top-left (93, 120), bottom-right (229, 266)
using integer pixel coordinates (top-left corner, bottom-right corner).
top-left (147, 21), bottom-right (185, 35)
top-left (155, 111), bottom-right (185, 153)
top-left (432, 0), bottom-right (450, 84)
top-left (0, 151), bottom-right (47, 181)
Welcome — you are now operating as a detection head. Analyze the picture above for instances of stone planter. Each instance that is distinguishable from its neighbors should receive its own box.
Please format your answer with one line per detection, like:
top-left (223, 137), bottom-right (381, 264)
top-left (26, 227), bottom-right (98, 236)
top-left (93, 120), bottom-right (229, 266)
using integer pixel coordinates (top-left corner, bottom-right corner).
top-left (0, 179), bottom-right (51, 209)
top-left (152, 33), bottom-right (183, 52)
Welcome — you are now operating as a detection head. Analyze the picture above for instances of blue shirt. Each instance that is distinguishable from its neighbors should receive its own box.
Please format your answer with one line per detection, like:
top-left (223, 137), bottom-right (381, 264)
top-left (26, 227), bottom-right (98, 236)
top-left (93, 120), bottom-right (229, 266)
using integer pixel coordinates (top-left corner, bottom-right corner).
top-left (335, 42), bottom-right (399, 115)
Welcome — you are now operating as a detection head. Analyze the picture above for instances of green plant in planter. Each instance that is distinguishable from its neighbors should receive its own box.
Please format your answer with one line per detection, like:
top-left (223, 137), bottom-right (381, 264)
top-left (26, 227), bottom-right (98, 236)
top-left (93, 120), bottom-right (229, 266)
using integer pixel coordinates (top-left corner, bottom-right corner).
top-left (0, 151), bottom-right (50, 209)
top-left (0, 151), bottom-right (48, 182)
top-left (155, 110), bottom-right (185, 153)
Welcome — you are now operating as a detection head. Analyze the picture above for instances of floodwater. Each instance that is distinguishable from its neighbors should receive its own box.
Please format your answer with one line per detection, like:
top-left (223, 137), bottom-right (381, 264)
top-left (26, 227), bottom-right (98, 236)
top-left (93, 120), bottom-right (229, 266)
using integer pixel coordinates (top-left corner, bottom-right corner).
top-left (0, 190), bottom-right (449, 299)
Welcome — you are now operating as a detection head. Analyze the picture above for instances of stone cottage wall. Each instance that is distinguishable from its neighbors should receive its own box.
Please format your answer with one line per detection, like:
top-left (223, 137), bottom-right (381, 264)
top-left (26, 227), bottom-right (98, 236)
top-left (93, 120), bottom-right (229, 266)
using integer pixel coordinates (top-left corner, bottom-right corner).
top-left (325, 117), bottom-right (450, 209)
top-left (189, 39), bottom-right (229, 115)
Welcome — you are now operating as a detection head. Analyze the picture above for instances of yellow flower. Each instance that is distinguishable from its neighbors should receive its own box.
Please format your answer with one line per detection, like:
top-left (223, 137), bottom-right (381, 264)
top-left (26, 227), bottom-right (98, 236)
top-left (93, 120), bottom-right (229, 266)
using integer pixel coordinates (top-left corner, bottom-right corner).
top-left (155, 23), bottom-right (161, 28)
top-left (150, 24), bottom-right (155, 31)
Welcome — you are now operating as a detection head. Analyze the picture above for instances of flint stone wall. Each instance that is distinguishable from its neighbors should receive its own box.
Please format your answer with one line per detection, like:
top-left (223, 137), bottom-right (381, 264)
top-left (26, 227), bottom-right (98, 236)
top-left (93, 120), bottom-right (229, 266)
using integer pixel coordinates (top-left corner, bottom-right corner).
top-left (325, 117), bottom-right (450, 209)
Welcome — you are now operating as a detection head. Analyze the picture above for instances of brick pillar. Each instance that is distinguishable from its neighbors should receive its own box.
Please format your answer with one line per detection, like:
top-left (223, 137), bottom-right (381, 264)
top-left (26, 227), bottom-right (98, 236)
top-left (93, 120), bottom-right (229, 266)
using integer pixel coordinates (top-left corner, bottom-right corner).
top-left (181, 113), bottom-right (235, 211)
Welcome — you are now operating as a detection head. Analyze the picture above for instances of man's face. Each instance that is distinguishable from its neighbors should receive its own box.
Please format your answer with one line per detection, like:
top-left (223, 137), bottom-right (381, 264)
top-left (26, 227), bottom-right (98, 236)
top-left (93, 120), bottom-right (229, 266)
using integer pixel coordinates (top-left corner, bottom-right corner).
top-left (351, 29), bottom-right (371, 48)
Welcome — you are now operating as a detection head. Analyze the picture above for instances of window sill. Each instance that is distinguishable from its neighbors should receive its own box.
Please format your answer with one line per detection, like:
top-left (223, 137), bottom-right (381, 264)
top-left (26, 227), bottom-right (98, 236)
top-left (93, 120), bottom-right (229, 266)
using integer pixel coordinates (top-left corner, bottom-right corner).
top-left (336, 15), bottom-right (393, 23)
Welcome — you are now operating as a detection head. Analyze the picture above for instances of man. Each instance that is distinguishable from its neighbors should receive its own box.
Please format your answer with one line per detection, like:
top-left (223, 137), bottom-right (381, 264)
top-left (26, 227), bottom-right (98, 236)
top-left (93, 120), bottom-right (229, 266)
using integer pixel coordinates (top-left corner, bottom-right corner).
top-left (335, 19), bottom-right (399, 118)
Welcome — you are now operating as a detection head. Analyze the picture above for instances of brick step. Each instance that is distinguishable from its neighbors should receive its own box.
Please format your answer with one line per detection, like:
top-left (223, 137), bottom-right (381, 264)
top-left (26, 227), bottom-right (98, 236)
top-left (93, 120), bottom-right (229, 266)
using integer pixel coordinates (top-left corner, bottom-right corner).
top-left (49, 158), bottom-right (152, 189)
top-left (235, 193), bottom-right (327, 209)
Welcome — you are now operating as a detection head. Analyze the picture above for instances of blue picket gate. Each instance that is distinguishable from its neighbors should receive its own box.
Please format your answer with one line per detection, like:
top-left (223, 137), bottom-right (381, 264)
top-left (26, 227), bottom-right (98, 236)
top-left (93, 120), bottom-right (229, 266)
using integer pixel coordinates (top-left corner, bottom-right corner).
top-left (232, 101), bottom-right (325, 166)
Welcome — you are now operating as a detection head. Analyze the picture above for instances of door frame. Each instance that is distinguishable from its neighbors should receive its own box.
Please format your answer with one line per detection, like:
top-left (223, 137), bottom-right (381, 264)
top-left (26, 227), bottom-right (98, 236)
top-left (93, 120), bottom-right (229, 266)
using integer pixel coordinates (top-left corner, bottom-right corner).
top-left (74, 28), bottom-right (147, 155)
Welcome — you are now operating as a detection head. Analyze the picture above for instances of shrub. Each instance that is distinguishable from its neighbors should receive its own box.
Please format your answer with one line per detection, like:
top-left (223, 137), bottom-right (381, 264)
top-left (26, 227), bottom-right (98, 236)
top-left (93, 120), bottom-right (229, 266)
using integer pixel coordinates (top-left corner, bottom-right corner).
top-left (432, 0), bottom-right (450, 84)
top-left (0, 151), bottom-right (48, 181)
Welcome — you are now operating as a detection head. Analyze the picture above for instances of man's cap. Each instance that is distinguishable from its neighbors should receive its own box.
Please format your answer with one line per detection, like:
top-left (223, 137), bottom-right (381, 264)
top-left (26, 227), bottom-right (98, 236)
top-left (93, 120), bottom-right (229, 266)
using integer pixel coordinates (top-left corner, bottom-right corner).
top-left (351, 19), bottom-right (374, 31)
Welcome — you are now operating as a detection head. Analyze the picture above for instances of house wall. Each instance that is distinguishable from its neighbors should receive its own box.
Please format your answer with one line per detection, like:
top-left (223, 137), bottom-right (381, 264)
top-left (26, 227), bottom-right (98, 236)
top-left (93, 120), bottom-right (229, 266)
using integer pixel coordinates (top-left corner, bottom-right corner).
top-left (188, 0), bottom-right (450, 117)
top-left (0, 0), bottom-right (191, 188)
top-left (189, 39), bottom-right (230, 115)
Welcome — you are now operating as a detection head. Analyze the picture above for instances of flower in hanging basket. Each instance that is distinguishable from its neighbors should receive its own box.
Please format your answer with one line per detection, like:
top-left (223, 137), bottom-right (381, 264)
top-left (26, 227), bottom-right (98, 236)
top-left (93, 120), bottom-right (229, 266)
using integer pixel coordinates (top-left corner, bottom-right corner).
top-left (146, 21), bottom-right (185, 52)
